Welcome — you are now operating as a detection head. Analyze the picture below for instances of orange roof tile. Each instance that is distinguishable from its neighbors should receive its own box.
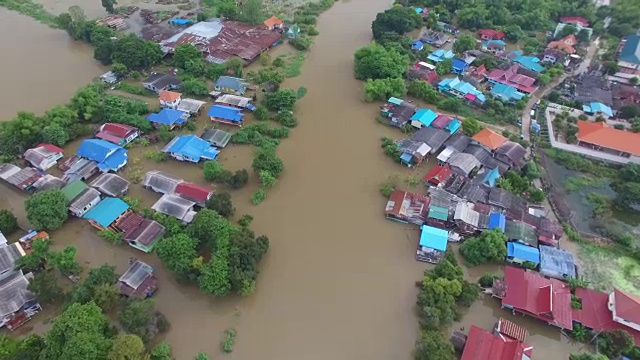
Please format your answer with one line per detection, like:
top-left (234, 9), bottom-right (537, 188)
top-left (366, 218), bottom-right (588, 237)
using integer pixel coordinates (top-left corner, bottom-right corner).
top-left (546, 36), bottom-right (576, 54)
top-left (264, 16), bottom-right (283, 28)
top-left (159, 90), bottom-right (181, 102)
top-left (577, 120), bottom-right (640, 155)
top-left (472, 128), bottom-right (508, 150)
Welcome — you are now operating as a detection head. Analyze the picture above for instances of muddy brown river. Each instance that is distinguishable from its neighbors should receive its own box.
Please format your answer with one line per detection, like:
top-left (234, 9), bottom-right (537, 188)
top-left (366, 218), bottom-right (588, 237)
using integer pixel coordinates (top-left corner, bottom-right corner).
top-left (0, 1), bottom-right (591, 359)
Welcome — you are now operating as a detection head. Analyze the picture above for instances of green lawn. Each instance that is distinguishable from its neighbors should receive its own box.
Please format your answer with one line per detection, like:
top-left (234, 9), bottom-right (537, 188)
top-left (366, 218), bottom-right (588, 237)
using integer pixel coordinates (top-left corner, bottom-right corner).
top-left (578, 242), bottom-right (640, 295)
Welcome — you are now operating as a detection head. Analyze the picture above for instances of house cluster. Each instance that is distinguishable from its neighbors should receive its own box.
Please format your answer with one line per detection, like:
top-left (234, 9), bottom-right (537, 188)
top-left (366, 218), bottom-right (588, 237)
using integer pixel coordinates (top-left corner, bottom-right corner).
top-left (158, 18), bottom-right (282, 65)
top-left (143, 170), bottom-right (214, 224)
top-left (452, 318), bottom-right (533, 360)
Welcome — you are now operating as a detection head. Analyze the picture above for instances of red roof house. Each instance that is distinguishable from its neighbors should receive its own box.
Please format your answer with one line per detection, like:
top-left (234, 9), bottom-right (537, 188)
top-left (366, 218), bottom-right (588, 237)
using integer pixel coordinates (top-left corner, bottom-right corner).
top-left (478, 29), bottom-right (505, 41)
top-left (384, 190), bottom-right (430, 225)
top-left (496, 266), bottom-right (573, 330)
top-left (174, 181), bottom-right (213, 207)
top-left (461, 325), bottom-right (533, 360)
top-left (573, 288), bottom-right (640, 345)
top-left (577, 120), bottom-right (640, 156)
top-left (487, 64), bottom-right (538, 94)
top-left (263, 16), bottom-right (284, 30)
top-left (424, 164), bottom-right (453, 186)
top-left (560, 16), bottom-right (590, 27)
top-left (547, 34), bottom-right (578, 54)
top-left (96, 123), bottom-right (140, 146)
top-left (23, 143), bottom-right (64, 171)
top-left (431, 114), bottom-right (454, 129)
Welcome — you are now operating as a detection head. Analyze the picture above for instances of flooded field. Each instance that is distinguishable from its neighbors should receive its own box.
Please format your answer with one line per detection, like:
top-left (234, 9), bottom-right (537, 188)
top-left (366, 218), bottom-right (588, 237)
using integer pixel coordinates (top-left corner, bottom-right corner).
top-left (0, 9), bottom-right (105, 119)
top-left (0, 1), bottom-right (593, 359)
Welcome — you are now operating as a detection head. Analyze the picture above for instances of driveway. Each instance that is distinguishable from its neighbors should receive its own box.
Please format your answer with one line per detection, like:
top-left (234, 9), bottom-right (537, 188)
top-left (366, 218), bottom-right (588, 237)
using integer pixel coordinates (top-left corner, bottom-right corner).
top-left (520, 38), bottom-right (600, 140)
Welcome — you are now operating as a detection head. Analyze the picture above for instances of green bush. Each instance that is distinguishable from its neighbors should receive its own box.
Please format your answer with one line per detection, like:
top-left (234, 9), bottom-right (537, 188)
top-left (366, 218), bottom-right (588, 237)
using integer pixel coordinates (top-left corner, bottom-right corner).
top-left (289, 36), bottom-right (312, 51)
top-left (251, 188), bottom-right (267, 205)
top-left (221, 328), bottom-right (237, 353)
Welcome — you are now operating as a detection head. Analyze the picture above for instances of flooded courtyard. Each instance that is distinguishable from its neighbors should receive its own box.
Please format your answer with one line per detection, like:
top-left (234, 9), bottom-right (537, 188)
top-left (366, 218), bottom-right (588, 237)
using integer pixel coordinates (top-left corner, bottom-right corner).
top-left (0, 0), bottom-right (590, 359)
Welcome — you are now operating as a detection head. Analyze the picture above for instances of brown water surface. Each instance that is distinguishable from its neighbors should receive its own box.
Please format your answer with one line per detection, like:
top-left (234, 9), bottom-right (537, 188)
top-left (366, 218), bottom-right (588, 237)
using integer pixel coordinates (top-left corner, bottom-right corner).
top-left (0, 0), bottom-right (589, 359)
top-left (0, 9), bottom-right (105, 119)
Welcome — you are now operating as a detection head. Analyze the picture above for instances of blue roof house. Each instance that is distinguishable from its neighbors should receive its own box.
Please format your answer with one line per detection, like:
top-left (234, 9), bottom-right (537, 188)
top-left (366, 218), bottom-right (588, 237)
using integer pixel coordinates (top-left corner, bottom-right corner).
top-left (507, 242), bottom-right (540, 266)
top-left (513, 55), bottom-right (544, 72)
top-left (438, 77), bottom-right (486, 104)
top-left (618, 34), bottom-right (640, 65)
top-left (488, 213), bottom-right (506, 231)
top-left (582, 102), bottom-right (614, 119)
top-left (490, 83), bottom-right (525, 104)
top-left (76, 139), bottom-right (128, 173)
top-left (481, 40), bottom-right (506, 54)
top-left (446, 119), bottom-right (461, 134)
top-left (146, 108), bottom-right (189, 130)
top-left (481, 167), bottom-right (501, 187)
top-left (83, 197), bottom-right (130, 229)
top-left (387, 97), bottom-right (404, 106)
top-left (417, 225), bottom-right (449, 263)
top-left (162, 135), bottom-right (220, 163)
top-left (411, 40), bottom-right (425, 51)
top-left (208, 105), bottom-right (244, 126)
top-left (451, 58), bottom-right (469, 74)
top-left (427, 49), bottom-right (455, 63)
top-left (410, 109), bottom-right (438, 129)
top-left (215, 76), bottom-right (247, 95)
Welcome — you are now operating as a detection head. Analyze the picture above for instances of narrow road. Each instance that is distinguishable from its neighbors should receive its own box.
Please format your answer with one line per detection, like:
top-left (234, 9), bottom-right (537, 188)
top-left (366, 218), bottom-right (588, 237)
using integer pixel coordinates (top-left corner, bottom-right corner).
top-left (521, 38), bottom-right (600, 140)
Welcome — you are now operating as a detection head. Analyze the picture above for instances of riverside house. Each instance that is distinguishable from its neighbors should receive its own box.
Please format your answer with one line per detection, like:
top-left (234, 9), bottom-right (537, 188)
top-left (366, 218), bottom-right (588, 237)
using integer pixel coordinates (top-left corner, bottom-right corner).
top-left (23, 144), bottom-right (64, 171)
top-left (82, 197), bottom-right (130, 230)
top-left (162, 135), bottom-right (220, 163)
top-left (96, 123), bottom-right (139, 146)
top-left (114, 212), bottom-right (165, 253)
top-left (118, 260), bottom-right (158, 298)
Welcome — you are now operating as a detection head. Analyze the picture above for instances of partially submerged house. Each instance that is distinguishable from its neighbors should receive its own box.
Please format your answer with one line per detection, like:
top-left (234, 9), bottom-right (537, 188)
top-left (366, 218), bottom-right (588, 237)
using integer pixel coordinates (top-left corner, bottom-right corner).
top-left (481, 40), bottom-right (506, 54)
top-left (493, 266), bottom-right (573, 330)
top-left (201, 128), bottom-right (232, 148)
top-left (488, 213), bottom-right (506, 232)
top-left (409, 126), bottom-right (451, 155)
top-left (384, 190), bottom-right (430, 225)
top-left (61, 180), bottom-right (89, 204)
top-left (114, 212), bottom-right (165, 253)
top-left (59, 156), bottom-right (98, 183)
top-left (82, 197), bottom-right (130, 230)
top-left (151, 194), bottom-right (197, 224)
top-left (90, 173), bottom-right (130, 197)
top-left (616, 34), bottom-right (640, 78)
top-left (459, 324), bottom-right (533, 360)
top-left (495, 141), bottom-right (527, 169)
top-left (2, 166), bottom-right (42, 192)
top-left (158, 90), bottom-right (182, 109)
top-left (411, 39), bottom-right (425, 51)
top-left (143, 170), bottom-right (182, 194)
top-left (426, 203), bottom-right (449, 228)
top-left (410, 108), bottom-right (438, 129)
top-left (538, 245), bottom-right (577, 280)
top-left (451, 58), bottom-right (469, 74)
top-left (448, 153), bottom-right (481, 177)
top-left (506, 242), bottom-right (540, 267)
top-left (146, 108), bottom-right (189, 130)
top-left (208, 105), bottom-right (244, 126)
top-left (68, 187), bottom-right (102, 218)
top-left (214, 76), bottom-right (247, 95)
top-left (263, 16), bottom-right (284, 30)
top-left (416, 225), bottom-right (448, 263)
top-left (427, 49), bottom-right (455, 63)
top-left (162, 135), bottom-right (220, 163)
top-left (0, 271), bottom-right (41, 331)
top-left (380, 98), bottom-right (418, 128)
top-left (32, 175), bottom-right (66, 192)
top-left (505, 220), bottom-right (538, 247)
top-left (438, 77), bottom-right (486, 104)
top-left (453, 202), bottom-right (481, 235)
top-left (215, 94), bottom-right (256, 111)
top-left (437, 133), bottom-right (471, 163)
top-left (421, 30), bottom-right (448, 47)
top-left (472, 128), bottom-right (508, 151)
top-left (142, 72), bottom-right (181, 93)
top-left (96, 123), bottom-right (139, 146)
top-left (0, 242), bottom-right (26, 281)
top-left (175, 181), bottom-right (213, 207)
top-left (424, 164), bottom-right (453, 187)
top-left (398, 139), bottom-right (432, 167)
top-left (477, 29), bottom-right (504, 41)
top-left (23, 143), bottom-right (64, 171)
top-left (547, 34), bottom-right (578, 55)
top-left (76, 139), bottom-right (128, 173)
top-left (176, 98), bottom-right (207, 115)
top-left (118, 260), bottom-right (158, 298)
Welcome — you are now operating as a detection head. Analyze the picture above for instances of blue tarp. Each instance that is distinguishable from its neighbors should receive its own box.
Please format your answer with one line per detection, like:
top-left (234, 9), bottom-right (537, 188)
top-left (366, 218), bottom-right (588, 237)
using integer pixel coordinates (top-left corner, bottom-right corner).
top-left (163, 135), bottom-right (220, 161)
top-left (411, 40), bottom-right (425, 51)
top-left (169, 18), bottom-right (193, 25)
top-left (451, 58), bottom-right (468, 73)
top-left (507, 242), bottom-right (540, 264)
top-left (97, 147), bottom-right (128, 172)
top-left (410, 109), bottom-right (438, 127)
top-left (419, 225), bottom-right (448, 251)
top-left (482, 168), bottom-right (501, 187)
top-left (387, 97), bottom-right (404, 105)
top-left (207, 105), bottom-right (243, 123)
top-left (582, 102), bottom-right (613, 117)
top-left (400, 152), bottom-right (413, 163)
top-left (82, 197), bottom-right (129, 228)
top-left (488, 213), bottom-right (506, 231)
top-left (146, 109), bottom-right (187, 126)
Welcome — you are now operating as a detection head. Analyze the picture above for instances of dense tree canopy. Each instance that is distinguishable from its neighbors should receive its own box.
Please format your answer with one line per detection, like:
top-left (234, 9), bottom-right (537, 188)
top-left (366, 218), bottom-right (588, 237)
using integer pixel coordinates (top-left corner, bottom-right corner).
top-left (263, 89), bottom-right (298, 112)
top-left (363, 78), bottom-right (406, 102)
top-left (354, 43), bottom-right (408, 80)
top-left (156, 234), bottom-right (198, 277)
top-left (111, 34), bottom-right (163, 70)
top-left (459, 229), bottom-right (508, 266)
top-left (371, 6), bottom-right (422, 40)
top-left (25, 189), bottom-right (68, 230)
top-left (241, 0), bottom-right (265, 25)
top-left (461, 117), bottom-right (484, 136)
top-left (173, 44), bottom-right (202, 69)
top-left (206, 192), bottom-right (235, 218)
top-left (0, 209), bottom-right (18, 235)
top-left (453, 33), bottom-right (477, 54)
top-left (107, 334), bottom-right (147, 360)
top-left (252, 145), bottom-right (284, 178)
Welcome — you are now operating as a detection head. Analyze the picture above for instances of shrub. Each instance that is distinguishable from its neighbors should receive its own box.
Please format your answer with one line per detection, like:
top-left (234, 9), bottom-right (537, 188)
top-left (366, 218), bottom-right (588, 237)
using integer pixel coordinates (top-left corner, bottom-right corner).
top-left (290, 36), bottom-right (312, 51)
top-left (145, 150), bottom-right (168, 162)
top-left (307, 25), bottom-right (319, 36)
top-left (253, 105), bottom-right (269, 121)
top-left (478, 273), bottom-right (496, 288)
top-left (277, 112), bottom-right (298, 127)
top-left (228, 169), bottom-right (249, 189)
top-left (272, 57), bottom-right (285, 67)
top-left (251, 188), bottom-right (267, 205)
top-left (221, 328), bottom-right (237, 353)
top-left (0, 209), bottom-right (18, 235)
top-left (98, 230), bottom-right (122, 245)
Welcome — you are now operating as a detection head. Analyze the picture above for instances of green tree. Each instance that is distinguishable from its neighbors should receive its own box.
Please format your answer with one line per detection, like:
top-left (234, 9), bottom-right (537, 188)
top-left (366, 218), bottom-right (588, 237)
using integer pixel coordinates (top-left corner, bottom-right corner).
top-left (49, 245), bottom-right (81, 275)
top-left (0, 209), bottom-right (18, 234)
top-left (188, 209), bottom-right (220, 247)
top-left (119, 298), bottom-right (163, 343)
top-left (199, 213), bottom-right (232, 296)
top-left (603, 61), bottom-right (619, 75)
top-left (631, 77), bottom-right (639, 85)
top-left (195, 353), bottom-right (210, 360)
top-left (206, 192), bottom-right (235, 218)
top-left (523, 37), bottom-right (541, 54)
top-left (598, 329), bottom-right (634, 358)
top-left (182, 78), bottom-right (209, 97)
top-left (371, 6), bottom-right (422, 40)
top-left (67, 265), bottom-right (118, 308)
top-left (0, 112), bottom-right (42, 156)
top-left (203, 161), bottom-right (228, 182)
top-left (41, 302), bottom-right (112, 360)
top-left (150, 342), bottom-right (173, 360)
top-left (453, 33), bottom-right (477, 54)
top-left (461, 117), bottom-right (483, 136)
top-left (25, 189), bottom-right (68, 230)
top-left (242, 0), bottom-right (265, 24)
top-left (111, 62), bottom-right (128, 78)
top-left (108, 334), bottom-right (147, 360)
top-left (252, 146), bottom-right (284, 178)
top-left (253, 105), bottom-right (269, 120)
top-left (436, 58), bottom-right (452, 76)
top-left (263, 88), bottom-right (298, 111)
top-left (407, 80), bottom-right (438, 103)
top-left (619, 104), bottom-right (640, 119)
top-left (228, 169), bottom-right (249, 189)
top-left (504, 24), bottom-right (524, 42)
top-left (2, 334), bottom-right (45, 360)
top-left (28, 271), bottom-right (63, 304)
top-left (538, 73), bottom-right (551, 86)
top-left (415, 330), bottom-right (455, 360)
top-left (459, 229), bottom-right (508, 266)
top-left (15, 238), bottom-right (50, 272)
top-left (41, 124), bottom-right (69, 146)
top-left (363, 78), bottom-right (406, 102)
top-left (173, 44), bottom-right (202, 69)
top-left (101, 0), bottom-right (117, 13)
top-left (259, 170), bottom-right (277, 188)
top-left (69, 83), bottom-right (104, 121)
top-left (112, 34), bottom-right (162, 69)
top-left (569, 353), bottom-right (608, 360)
top-left (156, 234), bottom-right (198, 276)
top-left (354, 43), bottom-right (408, 80)
top-left (576, 28), bottom-right (591, 43)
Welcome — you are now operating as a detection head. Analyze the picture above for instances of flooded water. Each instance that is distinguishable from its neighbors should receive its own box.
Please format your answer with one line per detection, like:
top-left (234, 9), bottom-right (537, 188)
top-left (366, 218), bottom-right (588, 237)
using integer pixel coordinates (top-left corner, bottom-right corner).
top-left (0, 9), bottom-right (105, 119)
top-left (0, 1), bottom-right (589, 359)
